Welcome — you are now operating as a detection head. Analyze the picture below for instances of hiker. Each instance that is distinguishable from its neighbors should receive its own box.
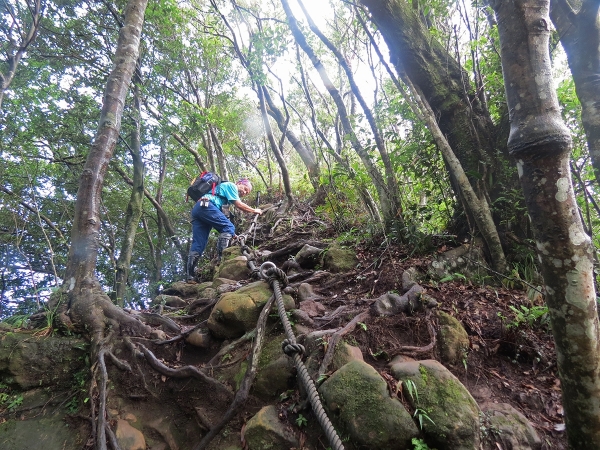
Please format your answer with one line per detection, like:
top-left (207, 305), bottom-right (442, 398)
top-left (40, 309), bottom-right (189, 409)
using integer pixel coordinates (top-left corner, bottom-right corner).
top-left (187, 178), bottom-right (262, 282)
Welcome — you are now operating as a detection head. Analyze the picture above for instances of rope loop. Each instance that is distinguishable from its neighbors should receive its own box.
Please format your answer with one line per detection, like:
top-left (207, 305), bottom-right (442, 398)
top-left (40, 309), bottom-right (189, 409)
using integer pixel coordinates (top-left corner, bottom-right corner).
top-left (259, 262), bottom-right (276, 280)
top-left (282, 339), bottom-right (305, 357)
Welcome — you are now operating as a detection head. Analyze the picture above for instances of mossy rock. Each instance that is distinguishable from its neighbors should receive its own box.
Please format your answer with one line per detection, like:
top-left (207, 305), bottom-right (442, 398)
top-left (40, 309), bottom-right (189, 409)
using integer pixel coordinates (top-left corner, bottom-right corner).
top-left (162, 281), bottom-right (205, 298)
top-left (221, 246), bottom-right (242, 263)
top-left (436, 310), bottom-right (470, 366)
top-left (390, 359), bottom-right (481, 450)
top-left (319, 360), bottom-right (419, 449)
top-left (215, 256), bottom-right (250, 281)
top-left (481, 402), bottom-right (541, 450)
top-left (0, 402), bottom-right (87, 450)
top-left (332, 342), bottom-right (364, 371)
top-left (322, 244), bottom-right (358, 273)
top-left (243, 405), bottom-right (299, 450)
top-left (252, 335), bottom-right (296, 399)
top-left (150, 294), bottom-right (187, 308)
top-left (207, 281), bottom-right (295, 339)
top-left (0, 331), bottom-right (88, 389)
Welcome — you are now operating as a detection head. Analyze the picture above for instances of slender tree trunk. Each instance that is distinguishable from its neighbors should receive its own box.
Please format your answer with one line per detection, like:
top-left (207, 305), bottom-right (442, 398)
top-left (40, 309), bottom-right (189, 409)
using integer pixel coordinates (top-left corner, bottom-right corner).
top-left (262, 88), bottom-right (320, 191)
top-left (209, 125), bottom-right (229, 179)
top-left (550, 0), bottom-right (600, 186)
top-left (281, 0), bottom-right (390, 226)
top-left (357, 9), bottom-right (506, 271)
top-left (202, 131), bottom-right (216, 173)
top-left (295, 45), bottom-right (380, 219)
top-left (114, 81), bottom-right (145, 307)
top-left (258, 85), bottom-right (294, 208)
top-left (113, 164), bottom-right (187, 263)
top-left (492, 0), bottom-right (600, 446)
top-left (53, 0), bottom-right (151, 349)
top-left (0, 0), bottom-right (41, 111)
top-left (63, 0), bottom-right (147, 289)
top-left (297, 0), bottom-right (403, 225)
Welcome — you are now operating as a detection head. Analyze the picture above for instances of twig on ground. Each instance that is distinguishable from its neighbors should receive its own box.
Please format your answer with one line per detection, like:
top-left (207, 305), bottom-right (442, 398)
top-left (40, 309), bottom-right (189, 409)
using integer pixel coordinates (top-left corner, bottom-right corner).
top-left (318, 309), bottom-right (371, 376)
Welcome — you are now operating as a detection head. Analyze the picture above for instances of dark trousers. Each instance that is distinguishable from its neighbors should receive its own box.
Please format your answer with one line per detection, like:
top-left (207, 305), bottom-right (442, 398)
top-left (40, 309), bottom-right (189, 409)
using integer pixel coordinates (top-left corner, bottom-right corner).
top-left (190, 201), bottom-right (235, 256)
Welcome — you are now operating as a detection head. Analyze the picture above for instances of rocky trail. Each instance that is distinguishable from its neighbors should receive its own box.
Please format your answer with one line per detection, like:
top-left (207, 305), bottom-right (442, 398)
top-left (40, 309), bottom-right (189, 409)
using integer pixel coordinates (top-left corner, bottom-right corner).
top-left (0, 204), bottom-right (565, 450)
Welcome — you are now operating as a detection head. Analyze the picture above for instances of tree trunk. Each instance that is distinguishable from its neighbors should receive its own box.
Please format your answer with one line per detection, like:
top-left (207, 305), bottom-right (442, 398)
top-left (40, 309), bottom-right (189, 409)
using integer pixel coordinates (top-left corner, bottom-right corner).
top-left (360, 0), bottom-right (517, 234)
top-left (58, 0), bottom-right (151, 340)
top-left (356, 9), bottom-right (506, 271)
top-left (113, 164), bottom-right (187, 263)
top-left (114, 81), bottom-right (145, 307)
top-left (209, 125), bottom-right (229, 180)
top-left (297, 0), bottom-right (403, 225)
top-left (202, 131), bottom-right (216, 173)
top-left (280, 0), bottom-right (391, 226)
top-left (550, 0), bottom-right (600, 186)
top-left (262, 88), bottom-right (321, 191)
top-left (492, 0), bottom-right (600, 446)
top-left (258, 85), bottom-right (294, 208)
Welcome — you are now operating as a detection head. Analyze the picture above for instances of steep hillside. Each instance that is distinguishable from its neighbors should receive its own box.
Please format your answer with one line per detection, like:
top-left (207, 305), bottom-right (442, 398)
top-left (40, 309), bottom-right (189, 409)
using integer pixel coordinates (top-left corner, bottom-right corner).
top-left (0, 204), bottom-right (565, 450)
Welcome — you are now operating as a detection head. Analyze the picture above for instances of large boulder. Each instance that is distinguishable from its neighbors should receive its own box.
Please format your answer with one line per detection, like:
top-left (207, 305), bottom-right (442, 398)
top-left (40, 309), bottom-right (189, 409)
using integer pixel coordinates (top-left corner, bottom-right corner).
top-left (252, 336), bottom-right (296, 400)
top-left (207, 281), bottom-right (295, 339)
top-left (0, 389), bottom-right (86, 450)
top-left (319, 360), bottom-right (419, 449)
top-left (215, 256), bottom-right (250, 281)
top-left (295, 244), bottom-right (323, 269)
top-left (481, 402), bottom-right (542, 450)
top-left (390, 359), bottom-right (481, 450)
top-left (436, 311), bottom-right (470, 366)
top-left (0, 331), bottom-right (87, 389)
top-left (116, 419), bottom-right (146, 450)
top-left (243, 405), bottom-right (299, 450)
top-left (322, 244), bottom-right (358, 273)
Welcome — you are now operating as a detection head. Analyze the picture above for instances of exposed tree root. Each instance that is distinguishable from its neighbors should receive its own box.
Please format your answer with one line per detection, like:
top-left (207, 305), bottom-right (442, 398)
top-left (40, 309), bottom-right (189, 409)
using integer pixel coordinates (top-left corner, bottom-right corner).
top-left (265, 240), bottom-right (326, 260)
top-left (192, 295), bottom-right (276, 450)
top-left (138, 312), bottom-right (181, 333)
top-left (153, 320), bottom-right (208, 345)
top-left (135, 343), bottom-right (233, 399)
top-left (318, 309), bottom-right (371, 377)
top-left (204, 329), bottom-right (257, 368)
top-left (388, 310), bottom-right (437, 357)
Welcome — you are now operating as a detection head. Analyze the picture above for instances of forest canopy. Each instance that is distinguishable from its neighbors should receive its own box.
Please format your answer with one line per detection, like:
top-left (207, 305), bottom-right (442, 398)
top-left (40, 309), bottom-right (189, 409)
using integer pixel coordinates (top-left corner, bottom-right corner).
top-left (0, 0), bottom-right (598, 314)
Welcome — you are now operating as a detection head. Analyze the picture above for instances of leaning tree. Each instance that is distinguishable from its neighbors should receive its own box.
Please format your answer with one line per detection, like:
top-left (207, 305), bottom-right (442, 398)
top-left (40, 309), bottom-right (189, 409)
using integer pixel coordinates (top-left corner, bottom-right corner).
top-left (491, 0), bottom-right (600, 446)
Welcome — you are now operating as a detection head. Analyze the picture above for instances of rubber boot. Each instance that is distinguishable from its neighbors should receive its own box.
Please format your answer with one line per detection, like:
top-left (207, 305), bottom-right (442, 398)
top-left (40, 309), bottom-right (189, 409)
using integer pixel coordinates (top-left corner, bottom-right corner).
top-left (187, 251), bottom-right (200, 283)
top-left (216, 232), bottom-right (232, 264)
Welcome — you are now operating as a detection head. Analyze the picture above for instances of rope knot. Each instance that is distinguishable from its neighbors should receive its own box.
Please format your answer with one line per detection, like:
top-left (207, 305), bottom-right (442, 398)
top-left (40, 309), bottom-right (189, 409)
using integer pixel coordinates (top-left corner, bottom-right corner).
top-left (268, 267), bottom-right (289, 288)
top-left (282, 339), bottom-right (304, 357)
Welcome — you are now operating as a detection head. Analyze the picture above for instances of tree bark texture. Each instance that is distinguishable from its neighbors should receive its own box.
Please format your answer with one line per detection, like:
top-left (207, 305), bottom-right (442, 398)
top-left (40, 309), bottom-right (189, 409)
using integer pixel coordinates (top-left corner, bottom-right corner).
top-left (114, 81), bottom-right (145, 307)
top-left (550, 0), bottom-right (600, 186)
top-left (492, 0), bottom-right (600, 447)
top-left (361, 0), bottom-right (515, 230)
top-left (59, 0), bottom-right (151, 343)
top-left (258, 85), bottom-right (294, 207)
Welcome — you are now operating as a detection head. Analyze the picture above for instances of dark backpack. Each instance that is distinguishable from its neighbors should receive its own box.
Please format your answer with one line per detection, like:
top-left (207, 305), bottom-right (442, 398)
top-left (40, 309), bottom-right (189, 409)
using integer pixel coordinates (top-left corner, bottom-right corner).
top-left (187, 171), bottom-right (222, 202)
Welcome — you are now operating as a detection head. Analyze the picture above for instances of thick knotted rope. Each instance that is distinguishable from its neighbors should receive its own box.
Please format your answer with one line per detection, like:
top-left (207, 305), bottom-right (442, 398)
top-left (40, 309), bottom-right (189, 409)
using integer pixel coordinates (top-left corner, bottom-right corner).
top-left (259, 261), bottom-right (345, 450)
